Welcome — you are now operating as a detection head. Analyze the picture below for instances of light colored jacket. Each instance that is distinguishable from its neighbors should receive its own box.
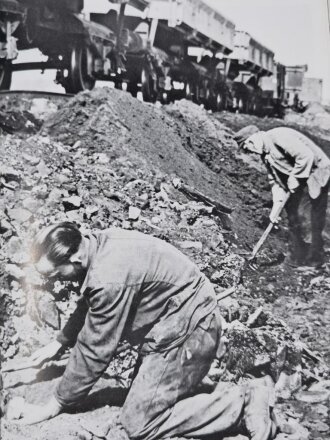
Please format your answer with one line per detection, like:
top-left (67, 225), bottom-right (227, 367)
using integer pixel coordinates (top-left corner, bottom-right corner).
top-left (261, 127), bottom-right (330, 199)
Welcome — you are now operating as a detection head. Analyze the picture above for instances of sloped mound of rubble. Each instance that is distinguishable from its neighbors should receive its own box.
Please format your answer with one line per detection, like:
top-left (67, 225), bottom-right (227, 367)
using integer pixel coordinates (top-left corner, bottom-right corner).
top-left (0, 88), bottom-right (329, 439)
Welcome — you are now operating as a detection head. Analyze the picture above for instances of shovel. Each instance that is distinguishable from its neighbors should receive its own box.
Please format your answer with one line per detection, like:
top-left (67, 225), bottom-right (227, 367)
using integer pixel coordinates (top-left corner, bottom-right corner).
top-left (248, 192), bottom-right (290, 268)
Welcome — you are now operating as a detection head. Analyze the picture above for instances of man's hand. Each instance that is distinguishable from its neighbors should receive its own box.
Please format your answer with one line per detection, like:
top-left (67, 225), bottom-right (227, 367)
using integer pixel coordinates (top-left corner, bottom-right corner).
top-left (269, 203), bottom-right (282, 223)
top-left (7, 396), bottom-right (63, 425)
top-left (287, 175), bottom-right (300, 193)
top-left (28, 340), bottom-right (63, 368)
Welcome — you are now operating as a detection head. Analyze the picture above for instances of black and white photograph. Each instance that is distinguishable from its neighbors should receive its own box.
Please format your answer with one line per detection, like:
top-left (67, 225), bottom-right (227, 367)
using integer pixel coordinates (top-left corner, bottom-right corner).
top-left (0, 1), bottom-right (330, 439)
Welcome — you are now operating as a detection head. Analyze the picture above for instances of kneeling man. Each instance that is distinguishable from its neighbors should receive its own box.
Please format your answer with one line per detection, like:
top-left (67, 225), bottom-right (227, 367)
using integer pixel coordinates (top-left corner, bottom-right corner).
top-left (11, 222), bottom-right (275, 440)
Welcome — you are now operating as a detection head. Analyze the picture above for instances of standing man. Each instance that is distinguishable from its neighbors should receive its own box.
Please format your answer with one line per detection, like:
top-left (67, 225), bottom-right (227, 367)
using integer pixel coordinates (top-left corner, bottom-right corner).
top-left (234, 125), bottom-right (330, 267)
top-left (10, 222), bottom-right (276, 440)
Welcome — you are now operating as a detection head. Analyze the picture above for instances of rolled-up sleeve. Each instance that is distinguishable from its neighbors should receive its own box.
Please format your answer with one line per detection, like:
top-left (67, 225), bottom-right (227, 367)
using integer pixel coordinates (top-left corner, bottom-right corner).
top-left (54, 282), bottom-right (138, 407)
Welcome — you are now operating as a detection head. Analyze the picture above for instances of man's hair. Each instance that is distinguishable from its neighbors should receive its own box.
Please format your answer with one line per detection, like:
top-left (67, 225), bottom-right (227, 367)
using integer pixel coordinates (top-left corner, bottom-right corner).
top-left (32, 222), bottom-right (82, 264)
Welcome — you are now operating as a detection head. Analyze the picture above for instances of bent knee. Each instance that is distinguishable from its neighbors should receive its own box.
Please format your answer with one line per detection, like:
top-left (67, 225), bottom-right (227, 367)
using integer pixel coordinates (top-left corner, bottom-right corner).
top-left (121, 407), bottom-right (146, 440)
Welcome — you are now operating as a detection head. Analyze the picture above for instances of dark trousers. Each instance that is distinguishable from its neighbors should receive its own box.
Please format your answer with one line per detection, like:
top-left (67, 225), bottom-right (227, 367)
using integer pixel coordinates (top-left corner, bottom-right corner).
top-left (121, 310), bottom-right (246, 440)
top-left (285, 181), bottom-right (329, 262)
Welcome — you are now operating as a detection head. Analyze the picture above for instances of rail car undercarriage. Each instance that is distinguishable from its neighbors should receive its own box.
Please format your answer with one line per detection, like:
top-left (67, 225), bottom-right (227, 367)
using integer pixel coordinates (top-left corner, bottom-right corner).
top-left (0, 0), bottom-right (282, 115)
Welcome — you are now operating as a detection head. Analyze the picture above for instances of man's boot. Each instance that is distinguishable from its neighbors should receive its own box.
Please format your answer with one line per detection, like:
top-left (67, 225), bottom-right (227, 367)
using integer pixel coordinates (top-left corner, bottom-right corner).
top-left (243, 381), bottom-right (276, 440)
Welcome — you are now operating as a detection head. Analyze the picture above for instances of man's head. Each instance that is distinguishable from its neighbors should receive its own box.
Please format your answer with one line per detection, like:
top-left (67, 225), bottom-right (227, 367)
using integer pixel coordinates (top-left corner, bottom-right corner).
top-left (234, 125), bottom-right (264, 154)
top-left (32, 222), bottom-right (85, 280)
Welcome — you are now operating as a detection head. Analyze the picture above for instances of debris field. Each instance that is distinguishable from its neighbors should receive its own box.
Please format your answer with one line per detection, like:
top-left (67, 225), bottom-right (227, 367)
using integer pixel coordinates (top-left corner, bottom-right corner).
top-left (0, 88), bottom-right (330, 440)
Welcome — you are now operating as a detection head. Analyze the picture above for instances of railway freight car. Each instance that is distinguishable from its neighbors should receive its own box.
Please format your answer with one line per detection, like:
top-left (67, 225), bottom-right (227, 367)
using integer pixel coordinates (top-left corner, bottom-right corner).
top-left (225, 30), bottom-right (275, 114)
top-left (109, 0), bottom-right (236, 109)
top-left (0, 0), bottom-right (285, 115)
top-left (0, 0), bottom-right (151, 92)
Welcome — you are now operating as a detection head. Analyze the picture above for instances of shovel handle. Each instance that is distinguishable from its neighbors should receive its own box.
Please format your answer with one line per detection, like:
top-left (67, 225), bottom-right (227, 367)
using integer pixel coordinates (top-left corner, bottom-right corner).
top-left (250, 192), bottom-right (290, 260)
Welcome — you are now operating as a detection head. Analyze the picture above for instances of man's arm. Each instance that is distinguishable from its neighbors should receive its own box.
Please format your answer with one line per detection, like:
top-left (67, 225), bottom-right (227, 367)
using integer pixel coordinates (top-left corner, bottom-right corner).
top-left (271, 132), bottom-right (315, 180)
top-left (57, 296), bottom-right (89, 347)
top-left (267, 173), bottom-right (288, 222)
top-left (14, 282), bottom-right (138, 424)
top-left (54, 282), bottom-right (137, 407)
top-left (22, 296), bottom-right (89, 370)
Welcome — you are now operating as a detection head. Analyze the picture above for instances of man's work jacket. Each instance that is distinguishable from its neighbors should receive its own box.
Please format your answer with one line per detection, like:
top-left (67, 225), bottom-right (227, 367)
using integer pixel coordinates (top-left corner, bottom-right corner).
top-left (261, 127), bottom-right (330, 199)
top-left (54, 228), bottom-right (217, 407)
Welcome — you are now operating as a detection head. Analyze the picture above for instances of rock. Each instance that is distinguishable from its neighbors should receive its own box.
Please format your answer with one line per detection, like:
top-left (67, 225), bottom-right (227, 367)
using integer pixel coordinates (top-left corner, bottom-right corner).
top-left (128, 206), bottom-right (141, 220)
top-left (295, 389), bottom-right (330, 404)
top-left (6, 396), bottom-right (25, 420)
top-left (63, 195), bottom-right (82, 210)
top-left (177, 240), bottom-right (203, 250)
top-left (275, 371), bottom-right (302, 399)
top-left (30, 98), bottom-right (58, 120)
top-left (85, 205), bottom-right (99, 218)
top-left (309, 379), bottom-right (330, 392)
top-left (311, 421), bottom-right (329, 432)
top-left (71, 140), bottom-right (82, 150)
top-left (32, 183), bottom-right (49, 199)
top-left (36, 159), bottom-right (51, 178)
top-left (22, 153), bottom-right (40, 165)
top-left (36, 292), bottom-right (60, 329)
top-left (6, 237), bottom-right (29, 264)
top-left (47, 188), bottom-right (66, 205)
top-left (0, 165), bottom-right (21, 181)
top-left (280, 417), bottom-right (310, 439)
top-left (22, 197), bottom-right (42, 212)
top-left (94, 153), bottom-right (110, 164)
top-left (7, 208), bottom-right (32, 223)
top-left (5, 264), bottom-right (25, 279)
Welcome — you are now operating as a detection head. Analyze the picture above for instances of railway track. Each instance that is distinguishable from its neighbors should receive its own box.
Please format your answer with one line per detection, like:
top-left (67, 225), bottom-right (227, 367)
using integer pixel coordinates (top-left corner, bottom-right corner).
top-left (0, 90), bottom-right (74, 134)
top-left (0, 89), bottom-right (73, 99)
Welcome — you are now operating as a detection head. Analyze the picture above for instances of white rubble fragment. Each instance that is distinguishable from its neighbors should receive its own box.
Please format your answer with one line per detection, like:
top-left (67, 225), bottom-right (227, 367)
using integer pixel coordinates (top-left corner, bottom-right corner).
top-left (128, 206), bottom-right (141, 220)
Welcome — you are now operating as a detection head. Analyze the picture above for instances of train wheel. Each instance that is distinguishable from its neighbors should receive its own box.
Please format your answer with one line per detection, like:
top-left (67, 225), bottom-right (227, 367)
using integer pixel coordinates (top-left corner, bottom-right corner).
top-left (65, 44), bottom-right (96, 94)
top-left (0, 60), bottom-right (12, 90)
top-left (141, 67), bottom-right (157, 102)
top-left (127, 81), bottom-right (138, 97)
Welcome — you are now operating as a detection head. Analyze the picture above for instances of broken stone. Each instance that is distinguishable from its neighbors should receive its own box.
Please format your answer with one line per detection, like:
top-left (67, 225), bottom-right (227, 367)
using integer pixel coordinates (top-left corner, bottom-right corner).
top-left (32, 183), bottom-right (49, 199)
top-left (295, 389), bottom-right (330, 404)
top-left (280, 418), bottom-right (310, 440)
top-left (6, 236), bottom-right (29, 264)
top-left (6, 264), bottom-right (25, 279)
top-left (94, 153), bottom-right (110, 164)
top-left (30, 98), bottom-right (58, 120)
top-left (36, 159), bottom-right (51, 178)
top-left (71, 140), bottom-right (82, 150)
top-left (0, 218), bottom-right (12, 233)
top-left (7, 208), bottom-right (32, 223)
top-left (85, 205), bottom-right (99, 218)
top-left (275, 370), bottom-right (303, 399)
top-left (63, 195), bottom-right (82, 210)
top-left (36, 292), bottom-right (60, 329)
top-left (22, 197), bottom-right (42, 213)
top-left (0, 165), bottom-right (21, 181)
top-left (177, 241), bottom-right (203, 250)
top-left (22, 153), bottom-right (40, 165)
top-left (55, 173), bottom-right (71, 185)
top-left (128, 206), bottom-right (141, 220)
top-left (6, 396), bottom-right (25, 420)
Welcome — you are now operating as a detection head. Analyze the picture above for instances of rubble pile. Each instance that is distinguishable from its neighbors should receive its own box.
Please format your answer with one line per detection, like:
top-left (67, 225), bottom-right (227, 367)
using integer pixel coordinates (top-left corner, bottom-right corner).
top-left (285, 103), bottom-right (330, 132)
top-left (0, 88), bottom-right (329, 439)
